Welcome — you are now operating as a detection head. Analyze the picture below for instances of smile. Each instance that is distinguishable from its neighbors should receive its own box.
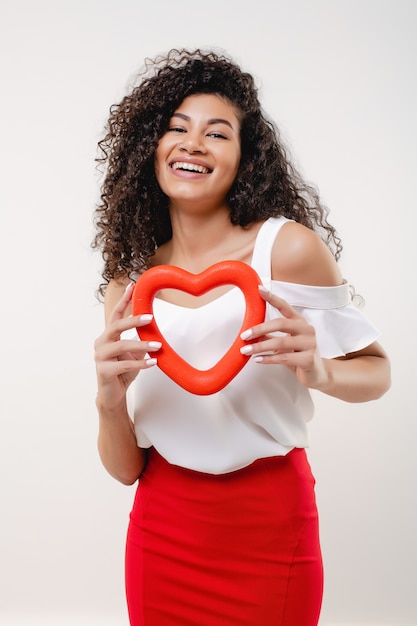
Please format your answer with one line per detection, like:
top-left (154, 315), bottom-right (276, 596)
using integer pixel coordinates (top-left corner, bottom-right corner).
top-left (171, 161), bottom-right (211, 174)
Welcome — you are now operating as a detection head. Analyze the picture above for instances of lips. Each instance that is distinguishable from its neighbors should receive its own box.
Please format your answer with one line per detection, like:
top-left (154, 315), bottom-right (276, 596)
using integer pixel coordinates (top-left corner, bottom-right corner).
top-left (170, 160), bottom-right (212, 174)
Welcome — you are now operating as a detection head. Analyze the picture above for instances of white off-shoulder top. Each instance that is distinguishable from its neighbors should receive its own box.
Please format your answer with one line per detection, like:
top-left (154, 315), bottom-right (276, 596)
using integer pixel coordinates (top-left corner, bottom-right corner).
top-left (125, 217), bottom-right (380, 474)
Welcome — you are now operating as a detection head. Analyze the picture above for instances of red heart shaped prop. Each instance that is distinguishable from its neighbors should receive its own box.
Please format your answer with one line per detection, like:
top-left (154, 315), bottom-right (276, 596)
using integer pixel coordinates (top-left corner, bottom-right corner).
top-left (132, 261), bottom-right (266, 395)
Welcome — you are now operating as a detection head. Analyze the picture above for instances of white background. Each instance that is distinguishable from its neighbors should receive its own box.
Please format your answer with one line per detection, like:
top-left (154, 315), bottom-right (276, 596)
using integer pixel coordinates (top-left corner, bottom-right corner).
top-left (1, 1), bottom-right (416, 624)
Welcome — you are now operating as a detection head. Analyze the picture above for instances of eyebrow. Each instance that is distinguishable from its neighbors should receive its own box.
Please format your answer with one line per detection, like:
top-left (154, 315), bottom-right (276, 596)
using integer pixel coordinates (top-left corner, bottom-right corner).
top-left (171, 112), bottom-right (235, 130)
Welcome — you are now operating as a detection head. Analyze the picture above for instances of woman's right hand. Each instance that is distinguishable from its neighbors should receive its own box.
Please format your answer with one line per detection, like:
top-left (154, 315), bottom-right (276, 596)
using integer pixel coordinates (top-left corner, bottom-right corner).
top-left (94, 282), bottom-right (161, 412)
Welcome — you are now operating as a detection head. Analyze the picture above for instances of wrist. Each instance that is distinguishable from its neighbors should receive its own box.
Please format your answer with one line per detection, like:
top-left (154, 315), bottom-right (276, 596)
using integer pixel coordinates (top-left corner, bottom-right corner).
top-left (312, 358), bottom-right (334, 394)
top-left (96, 394), bottom-right (129, 421)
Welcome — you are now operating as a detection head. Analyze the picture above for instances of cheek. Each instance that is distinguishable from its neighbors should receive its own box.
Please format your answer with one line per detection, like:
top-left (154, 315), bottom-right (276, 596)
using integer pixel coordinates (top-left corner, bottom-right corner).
top-left (229, 152), bottom-right (241, 182)
top-left (154, 137), bottom-right (168, 167)
top-left (154, 168), bottom-right (168, 194)
top-left (154, 146), bottom-right (162, 171)
top-left (154, 151), bottom-right (166, 187)
top-left (154, 138), bottom-right (175, 184)
top-left (229, 145), bottom-right (241, 172)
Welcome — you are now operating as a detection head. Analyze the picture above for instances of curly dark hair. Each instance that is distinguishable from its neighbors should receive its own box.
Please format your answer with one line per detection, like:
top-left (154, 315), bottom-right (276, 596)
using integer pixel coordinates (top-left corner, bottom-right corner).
top-left (92, 48), bottom-right (342, 296)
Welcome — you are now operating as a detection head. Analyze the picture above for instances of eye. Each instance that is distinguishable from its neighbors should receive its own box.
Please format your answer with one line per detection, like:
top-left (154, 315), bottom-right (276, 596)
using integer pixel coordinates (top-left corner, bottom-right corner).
top-left (167, 126), bottom-right (186, 133)
top-left (208, 132), bottom-right (228, 140)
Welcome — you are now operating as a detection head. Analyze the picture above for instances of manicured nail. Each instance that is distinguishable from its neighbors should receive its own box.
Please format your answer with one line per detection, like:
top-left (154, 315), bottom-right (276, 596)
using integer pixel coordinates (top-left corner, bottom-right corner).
top-left (240, 344), bottom-right (253, 355)
top-left (148, 341), bottom-right (162, 350)
top-left (258, 285), bottom-right (269, 295)
top-left (240, 329), bottom-right (253, 340)
top-left (139, 314), bottom-right (153, 323)
top-left (254, 356), bottom-right (264, 363)
top-left (125, 282), bottom-right (134, 292)
top-left (145, 358), bottom-right (157, 367)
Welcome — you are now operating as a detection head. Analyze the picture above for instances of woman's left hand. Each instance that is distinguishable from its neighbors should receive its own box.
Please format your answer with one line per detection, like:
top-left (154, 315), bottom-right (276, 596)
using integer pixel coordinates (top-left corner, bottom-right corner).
top-left (240, 286), bottom-right (329, 390)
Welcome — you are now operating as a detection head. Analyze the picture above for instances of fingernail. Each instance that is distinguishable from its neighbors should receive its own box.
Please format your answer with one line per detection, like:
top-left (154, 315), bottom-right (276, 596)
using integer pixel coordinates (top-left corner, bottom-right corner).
top-left (240, 344), bottom-right (253, 355)
top-left (148, 341), bottom-right (162, 350)
top-left (145, 358), bottom-right (157, 367)
top-left (125, 282), bottom-right (134, 292)
top-left (139, 314), bottom-right (153, 323)
top-left (254, 356), bottom-right (264, 363)
top-left (240, 329), bottom-right (252, 340)
top-left (258, 285), bottom-right (269, 295)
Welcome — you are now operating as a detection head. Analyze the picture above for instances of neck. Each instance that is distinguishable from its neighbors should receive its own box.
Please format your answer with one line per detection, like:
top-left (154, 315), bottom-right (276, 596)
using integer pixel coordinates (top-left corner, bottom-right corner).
top-left (161, 204), bottom-right (238, 272)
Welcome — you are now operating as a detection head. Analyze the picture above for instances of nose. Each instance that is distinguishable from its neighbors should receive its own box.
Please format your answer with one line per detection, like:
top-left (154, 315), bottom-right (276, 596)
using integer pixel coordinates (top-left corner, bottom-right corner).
top-left (178, 132), bottom-right (206, 154)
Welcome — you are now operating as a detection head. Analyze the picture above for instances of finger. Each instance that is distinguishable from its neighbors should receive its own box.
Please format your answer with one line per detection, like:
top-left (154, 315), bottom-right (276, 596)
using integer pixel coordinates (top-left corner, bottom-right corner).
top-left (253, 351), bottom-right (315, 368)
top-left (240, 287), bottom-right (305, 341)
top-left (240, 333), bottom-right (315, 357)
top-left (240, 317), bottom-right (309, 342)
top-left (103, 313), bottom-right (154, 343)
top-left (258, 285), bottom-right (302, 320)
top-left (98, 356), bottom-right (158, 381)
top-left (107, 282), bottom-right (135, 323)
top-left (96, 339), bottom-right (161, 363)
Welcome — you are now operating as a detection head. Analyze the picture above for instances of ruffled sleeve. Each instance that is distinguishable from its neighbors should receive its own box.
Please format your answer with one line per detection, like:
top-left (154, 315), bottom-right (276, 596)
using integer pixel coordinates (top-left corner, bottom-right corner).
top-left (266, 279), bottom-right (380, 359)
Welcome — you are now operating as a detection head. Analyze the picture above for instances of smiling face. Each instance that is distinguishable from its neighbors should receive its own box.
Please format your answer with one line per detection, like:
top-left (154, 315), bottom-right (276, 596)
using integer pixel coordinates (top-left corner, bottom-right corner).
top-left (154, 94), bottom-right (242, 213)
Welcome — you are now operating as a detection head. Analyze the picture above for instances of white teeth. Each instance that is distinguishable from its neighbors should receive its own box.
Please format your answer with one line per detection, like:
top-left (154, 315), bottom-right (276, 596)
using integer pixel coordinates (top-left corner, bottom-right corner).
top-left (172, 162), bottom-right (209, 174)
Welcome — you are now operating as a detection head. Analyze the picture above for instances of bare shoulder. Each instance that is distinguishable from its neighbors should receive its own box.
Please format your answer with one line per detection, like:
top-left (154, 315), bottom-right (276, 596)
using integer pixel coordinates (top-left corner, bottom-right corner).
top-left (271, 221), bottom-right (343, 286)
top-left (104, 276), bottom-right (131, 324)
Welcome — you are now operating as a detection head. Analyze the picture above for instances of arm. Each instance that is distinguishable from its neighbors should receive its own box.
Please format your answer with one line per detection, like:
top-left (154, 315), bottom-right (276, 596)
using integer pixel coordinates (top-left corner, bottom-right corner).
top-left (94, 280), bottom-right (161, 484)
top-left (320, 342), bottom-right (390, 402)
top-left (240, 223), bottom-right (391, 402)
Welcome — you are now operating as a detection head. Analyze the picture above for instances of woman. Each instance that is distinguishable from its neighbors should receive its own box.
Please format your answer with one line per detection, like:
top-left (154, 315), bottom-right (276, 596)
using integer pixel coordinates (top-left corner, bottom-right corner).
top-left (93, 49), bottom-right (390, 626)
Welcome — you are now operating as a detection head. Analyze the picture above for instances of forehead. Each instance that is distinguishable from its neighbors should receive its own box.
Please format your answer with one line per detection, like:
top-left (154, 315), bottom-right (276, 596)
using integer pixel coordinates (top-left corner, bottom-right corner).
top-left (172, 93), bottom-right (241, 126)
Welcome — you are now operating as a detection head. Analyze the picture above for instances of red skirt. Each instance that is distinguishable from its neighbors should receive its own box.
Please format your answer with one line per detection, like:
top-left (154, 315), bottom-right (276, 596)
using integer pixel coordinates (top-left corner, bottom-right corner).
top-left (125, 447), bottom-right (323, 626)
